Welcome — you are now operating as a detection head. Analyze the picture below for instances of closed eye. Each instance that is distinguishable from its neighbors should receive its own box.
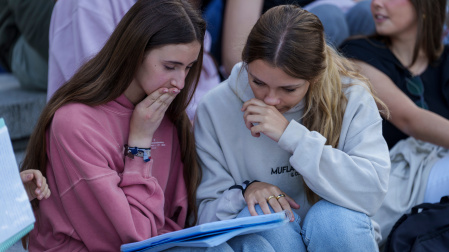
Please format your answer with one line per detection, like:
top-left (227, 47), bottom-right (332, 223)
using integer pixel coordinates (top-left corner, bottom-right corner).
top-left (253, 79), bottom-right (265, 86)
top-left (283, 88), bottom-right (296, 93)
top-left (164, 65), bottom-right (175, 70)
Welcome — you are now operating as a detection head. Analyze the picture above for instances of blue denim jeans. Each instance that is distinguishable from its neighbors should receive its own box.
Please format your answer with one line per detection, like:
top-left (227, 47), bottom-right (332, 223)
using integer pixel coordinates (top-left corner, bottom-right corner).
top-left (307, 0), bottom-right (375, 47)
top-left (166, 200), bottom-right (377, 251)
top-left (302, 200), bottom-right (378, 251)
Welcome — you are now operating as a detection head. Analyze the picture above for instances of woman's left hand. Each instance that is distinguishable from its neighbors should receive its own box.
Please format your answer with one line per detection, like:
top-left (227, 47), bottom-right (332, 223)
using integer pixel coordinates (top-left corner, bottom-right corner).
top-left (244, 181), bottom-right (300, 221)
top-left (242, 98), bottom-right (289, 142)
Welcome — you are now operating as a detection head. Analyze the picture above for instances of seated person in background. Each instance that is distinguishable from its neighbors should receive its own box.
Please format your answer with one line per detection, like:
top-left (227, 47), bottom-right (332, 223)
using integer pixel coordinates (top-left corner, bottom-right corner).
top-left (0, 0), bottom-right (54, 91)
top-left (196, 5), bottom-right (390, 251)
top-left (220, 0), bottom-right (375, 76)
top-left (21, 169), bottom-right (51, 201)
top-left (340, 0), bottom-right (449, 246)
top-left (46, 0), bottom-right (219, 121)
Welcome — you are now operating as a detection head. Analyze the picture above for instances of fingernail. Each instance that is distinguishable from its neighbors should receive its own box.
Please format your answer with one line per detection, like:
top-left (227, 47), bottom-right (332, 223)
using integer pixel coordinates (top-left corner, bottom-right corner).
top-left (36, 189), bottom-right (41, 194)
top-left (171, 89), bottom-right (179, 94)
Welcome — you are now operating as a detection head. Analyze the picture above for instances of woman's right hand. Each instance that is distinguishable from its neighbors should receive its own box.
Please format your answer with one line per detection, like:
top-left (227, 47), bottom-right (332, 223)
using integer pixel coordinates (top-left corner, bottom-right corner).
top-left (244, 181), bottom-right (300, 221)
top-left (128, 87), bottom-right (180, 147)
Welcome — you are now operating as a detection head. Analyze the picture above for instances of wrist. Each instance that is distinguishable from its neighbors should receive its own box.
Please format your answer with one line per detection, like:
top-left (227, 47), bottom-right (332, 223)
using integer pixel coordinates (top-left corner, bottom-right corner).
top-left (238, 180), bottom-right (259, 197)
top-left (127, 135), bottom-right (153, 148)
top-left (124, 145), bottom-right (151, 162)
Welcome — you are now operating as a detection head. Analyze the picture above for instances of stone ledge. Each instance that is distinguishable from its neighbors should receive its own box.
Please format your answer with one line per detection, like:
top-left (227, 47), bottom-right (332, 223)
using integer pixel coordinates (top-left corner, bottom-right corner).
top-left (0, 74), bottom-right (46, 141)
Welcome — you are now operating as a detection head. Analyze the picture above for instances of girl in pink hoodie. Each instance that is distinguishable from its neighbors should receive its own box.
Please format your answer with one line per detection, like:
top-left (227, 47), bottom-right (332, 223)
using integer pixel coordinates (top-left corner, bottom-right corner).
top-left (21, 0), bottom-right (204, 250)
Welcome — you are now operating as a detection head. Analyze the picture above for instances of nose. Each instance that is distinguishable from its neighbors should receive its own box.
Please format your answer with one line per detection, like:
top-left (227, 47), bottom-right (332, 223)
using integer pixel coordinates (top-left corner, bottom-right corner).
top-left (263, 89), bottom-right (280, 106)
top-left (171, 72), bottom-right (186, 90)
top-left (371, 0), bottom-right (381, 8)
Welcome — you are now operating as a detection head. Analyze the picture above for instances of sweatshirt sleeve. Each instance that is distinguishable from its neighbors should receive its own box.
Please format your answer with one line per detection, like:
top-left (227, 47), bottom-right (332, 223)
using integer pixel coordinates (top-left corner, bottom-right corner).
top-left (49, 113), bottom-right (165, 250)
top-left (194, 100), bottom-right (247, 224)
top-left (278, 86), bottom-right (390, 216)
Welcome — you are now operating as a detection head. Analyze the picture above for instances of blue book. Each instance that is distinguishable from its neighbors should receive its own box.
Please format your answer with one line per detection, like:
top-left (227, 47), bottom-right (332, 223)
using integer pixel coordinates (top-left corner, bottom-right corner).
top-left (121, 211), bottom-right (290, 252)
top-left (0, 118), bottom-right (35, 252)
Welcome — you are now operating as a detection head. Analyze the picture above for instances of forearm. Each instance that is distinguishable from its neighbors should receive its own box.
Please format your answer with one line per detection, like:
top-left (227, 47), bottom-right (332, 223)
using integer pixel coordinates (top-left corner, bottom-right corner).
top-left (279, 119), bottom-right (390, 216)
top-left (221, 0), bottom-right (263, 75)
top-left (197, 185), bottom-right (247, 224)
top-left (398, 108), bottom-right (449, 149)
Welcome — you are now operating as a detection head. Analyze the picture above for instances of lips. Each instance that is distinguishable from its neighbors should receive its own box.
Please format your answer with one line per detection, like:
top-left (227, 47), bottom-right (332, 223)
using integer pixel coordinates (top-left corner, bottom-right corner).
top-left (374, 13), bottom-right (388, 22)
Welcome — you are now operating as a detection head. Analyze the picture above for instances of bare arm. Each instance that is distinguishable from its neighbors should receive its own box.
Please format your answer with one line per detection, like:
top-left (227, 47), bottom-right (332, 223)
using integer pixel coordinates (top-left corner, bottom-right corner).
top-left (355, 60), bottom-right (449, 148)
top-left (221, 0), bottom-right (263, 75)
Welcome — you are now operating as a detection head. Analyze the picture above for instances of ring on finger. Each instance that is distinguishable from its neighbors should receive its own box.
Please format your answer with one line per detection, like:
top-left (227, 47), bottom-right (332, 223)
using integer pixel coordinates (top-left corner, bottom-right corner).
top-left (276, 194), bottom-right (285, 200)
top-left (266, 195), bottom-right (276, 201)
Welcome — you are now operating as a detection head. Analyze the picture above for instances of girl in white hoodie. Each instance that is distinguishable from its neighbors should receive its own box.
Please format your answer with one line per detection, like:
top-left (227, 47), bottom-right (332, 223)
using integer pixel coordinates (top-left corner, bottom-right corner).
top-left (195, 5), bottom-right (390, 251)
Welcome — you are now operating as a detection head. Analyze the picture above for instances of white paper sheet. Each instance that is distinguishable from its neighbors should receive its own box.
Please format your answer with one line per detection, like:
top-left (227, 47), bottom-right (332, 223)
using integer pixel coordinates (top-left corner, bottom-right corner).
top-left (0, 118), bottom-right (35, 251)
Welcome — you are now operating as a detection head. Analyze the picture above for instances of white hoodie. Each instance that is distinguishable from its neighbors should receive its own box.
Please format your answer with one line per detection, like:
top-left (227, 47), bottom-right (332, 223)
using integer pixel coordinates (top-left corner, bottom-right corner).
top-left (195, 63), bottom-right (390, 225)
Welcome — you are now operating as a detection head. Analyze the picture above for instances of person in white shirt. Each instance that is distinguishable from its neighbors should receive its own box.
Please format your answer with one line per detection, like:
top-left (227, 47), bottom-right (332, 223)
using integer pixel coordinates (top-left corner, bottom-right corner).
top-left (195, 5), bottom-right (390, 251)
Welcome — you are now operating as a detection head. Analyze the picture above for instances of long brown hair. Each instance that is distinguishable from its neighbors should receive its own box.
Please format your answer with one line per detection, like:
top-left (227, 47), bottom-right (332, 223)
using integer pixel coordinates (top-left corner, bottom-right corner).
top-left (242, 5), bottom-right (386, 204)
top-left (21, 0), bottom-right (204, 226)
top-left (374, 0), bottom-right (446, 66)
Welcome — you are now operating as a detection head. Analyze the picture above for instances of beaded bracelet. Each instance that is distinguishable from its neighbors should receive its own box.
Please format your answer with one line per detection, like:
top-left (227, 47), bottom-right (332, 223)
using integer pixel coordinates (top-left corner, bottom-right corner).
top-left (124, 145), bottom-right (151, 162)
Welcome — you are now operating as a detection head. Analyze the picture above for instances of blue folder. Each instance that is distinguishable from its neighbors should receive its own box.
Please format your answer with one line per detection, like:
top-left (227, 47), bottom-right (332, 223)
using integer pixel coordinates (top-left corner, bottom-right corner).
top-left (121, 210), bottom-right (290, 252)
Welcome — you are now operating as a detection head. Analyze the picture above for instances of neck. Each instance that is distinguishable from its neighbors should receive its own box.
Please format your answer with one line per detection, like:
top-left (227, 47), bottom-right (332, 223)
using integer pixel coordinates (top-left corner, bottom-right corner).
top-left (390, 36), bottom-right (428, 76)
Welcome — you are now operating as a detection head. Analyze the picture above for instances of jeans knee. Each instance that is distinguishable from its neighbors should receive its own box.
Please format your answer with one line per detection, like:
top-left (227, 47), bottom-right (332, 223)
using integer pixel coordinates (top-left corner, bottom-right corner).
top-left (236, 205), bottom-right (306, 251)
top-left (301, 200), bottom-right (377, 251)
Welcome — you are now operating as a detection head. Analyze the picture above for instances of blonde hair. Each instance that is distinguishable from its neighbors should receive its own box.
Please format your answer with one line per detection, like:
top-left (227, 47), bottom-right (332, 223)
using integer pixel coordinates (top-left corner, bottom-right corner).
top-left (242, 5), bottom-right (388, 203)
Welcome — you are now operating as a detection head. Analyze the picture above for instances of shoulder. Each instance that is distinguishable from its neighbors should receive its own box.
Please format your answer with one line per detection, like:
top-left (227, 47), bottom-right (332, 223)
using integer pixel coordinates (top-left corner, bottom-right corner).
top-left (342, 78), bottom-right (379, 115)
top-left (51, 103), bottom-right (107, 141)
top-left (197, 80), bottom-right (240, 113)
top-left (339, 79), bottom-right (383, 143)
top-left (340, 37), bottom-right (389, 61)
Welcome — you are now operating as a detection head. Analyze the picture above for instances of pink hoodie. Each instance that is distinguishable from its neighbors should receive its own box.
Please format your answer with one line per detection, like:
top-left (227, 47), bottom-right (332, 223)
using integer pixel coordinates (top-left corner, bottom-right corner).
top-left (29, 95), bottom-right (188, 251)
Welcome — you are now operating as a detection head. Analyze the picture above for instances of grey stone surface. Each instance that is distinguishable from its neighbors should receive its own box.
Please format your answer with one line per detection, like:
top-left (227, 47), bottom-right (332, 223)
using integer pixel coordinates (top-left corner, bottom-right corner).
top-left (0, 74), bottom-right (46, 140)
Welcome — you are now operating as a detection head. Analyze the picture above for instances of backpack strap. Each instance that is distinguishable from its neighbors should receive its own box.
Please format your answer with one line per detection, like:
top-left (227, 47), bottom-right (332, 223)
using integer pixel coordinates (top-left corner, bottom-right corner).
top-left (411, 196), bottom-right (449, 214)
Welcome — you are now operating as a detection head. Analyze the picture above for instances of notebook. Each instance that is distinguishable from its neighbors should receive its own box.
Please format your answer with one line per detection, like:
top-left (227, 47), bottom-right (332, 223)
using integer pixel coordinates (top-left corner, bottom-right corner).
top-left (0, 118), bottom-right (35, 252)
top-left (121, 210), bottom-right (290, 252)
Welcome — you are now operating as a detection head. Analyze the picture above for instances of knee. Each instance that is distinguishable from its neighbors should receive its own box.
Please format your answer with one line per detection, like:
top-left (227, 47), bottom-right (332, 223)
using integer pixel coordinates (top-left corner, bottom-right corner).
top-left (302, 200), bottom-right (375, 248)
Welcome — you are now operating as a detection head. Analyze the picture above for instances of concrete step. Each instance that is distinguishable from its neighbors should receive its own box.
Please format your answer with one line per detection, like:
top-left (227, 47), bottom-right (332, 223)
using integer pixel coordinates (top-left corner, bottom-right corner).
top-left (0, 74), bottom-right (46, 142)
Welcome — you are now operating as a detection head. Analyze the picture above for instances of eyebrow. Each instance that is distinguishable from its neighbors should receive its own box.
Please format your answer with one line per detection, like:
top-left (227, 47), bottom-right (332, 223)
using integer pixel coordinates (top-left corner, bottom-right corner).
top-left (164, 60), bottom-right (198, 66)
top-left (249, 72), bottom-right (303, 88)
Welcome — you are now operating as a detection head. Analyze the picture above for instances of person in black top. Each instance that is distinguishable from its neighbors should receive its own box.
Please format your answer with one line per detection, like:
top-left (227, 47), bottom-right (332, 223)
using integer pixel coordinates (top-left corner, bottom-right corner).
top-left (340, 0), bottom-right (449, 247)
top-left (340, 0), bottom-right (449, 150)
top-left (341, 38), bottom-right (449, 149)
